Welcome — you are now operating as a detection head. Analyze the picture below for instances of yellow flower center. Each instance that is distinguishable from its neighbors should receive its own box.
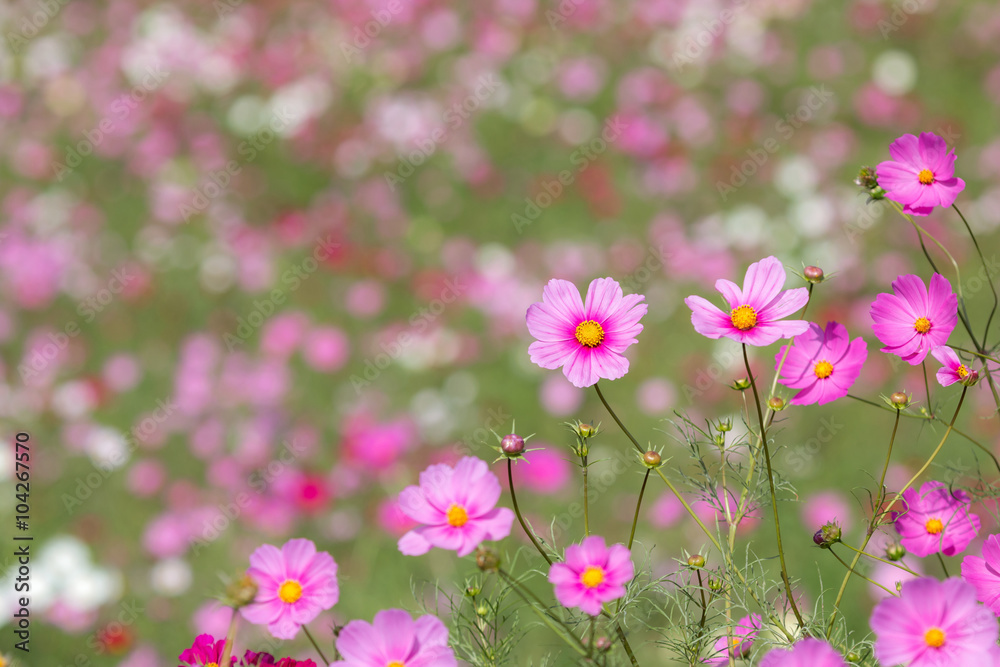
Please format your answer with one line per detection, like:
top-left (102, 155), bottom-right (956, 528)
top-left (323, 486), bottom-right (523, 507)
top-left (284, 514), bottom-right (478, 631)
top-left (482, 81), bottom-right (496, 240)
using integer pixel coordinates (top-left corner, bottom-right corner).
top-left (730, 637), bottom-right (742, 648)
top-left (914, 317), bottom-right (931, 334)
top-left (813, 360), bottom-right (834, 379)
top-left (730, 305), bottom-right (757, 331)
top-left (447, 504), bottom-right (469, 527)
top-left (575, 320), bottom-right (605, 348)
top-left (924, 627), bottom-right (946, 647)
top-left (957, 365), bottom-right (969, 378)
top-left (387, 662), bottom-right (406, 667)
top-left (918, 169), bottom-right (935, 185)
top-left (925, 518), bottom-right (944, 534)
top-left (278, 579), bottom-right (303, 604)
top-left (207, 664), bottom-right (219, 667)
top-left (580, 566), bottom-right (605, 588)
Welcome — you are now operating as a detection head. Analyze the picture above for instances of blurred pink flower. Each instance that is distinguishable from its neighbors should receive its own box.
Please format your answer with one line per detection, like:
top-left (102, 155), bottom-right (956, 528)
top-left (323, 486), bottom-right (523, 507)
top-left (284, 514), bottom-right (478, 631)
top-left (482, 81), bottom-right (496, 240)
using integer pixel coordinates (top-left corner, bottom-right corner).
top-left (876, 132), bottom-right (965, 216)
top-left (961, 533), bottom-right (1000, 615)
top-left (331, 609), bottom-right (457, 667)
top-left (685, 256), bottom-right (809, 346)
top-left (376, 497), bottom-right (419, 537)
top-left (647, 493), bottom-right (685, 529)
top-left (802, 491), bottom-right (852, 533)
top-left (704, 614), bottom-right (761, 666)
top-left (526, 277), bottom-right (647, 388)
top-left (241, 538), bottom-right (339, 640)
top-left (397, 457), bottom-right (514, 557)
top-left (342, 413), bottom-right (415, 469)
top-left (302, 326), bottom-right (349, 372)
top-left (775, 321), bottom-right (867, 405)
top-left (518, 446), bottom-right (571, 494)
top-left (548, 536), bottom-right (633, 616)
top-left (760, 639), bottom-right (848, 667)
top-left (870, 274), bottom-right (957, 365)
top-left (894, 481), bottom-right (980, 557)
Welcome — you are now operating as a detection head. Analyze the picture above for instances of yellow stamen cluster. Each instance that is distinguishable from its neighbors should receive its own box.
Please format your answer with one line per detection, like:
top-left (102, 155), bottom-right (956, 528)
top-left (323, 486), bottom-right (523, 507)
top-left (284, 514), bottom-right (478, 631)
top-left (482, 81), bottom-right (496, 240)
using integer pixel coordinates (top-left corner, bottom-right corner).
top-left (580, 566), bottom-right (605, 589)
top-left (924, 627), bottom-right (946, 647)
top-left (957, 365), bottom-right (969, 378)
top-left (813, 360), bottom-right (834, 379)
top-left (575, 320), bottom-right (605, 348)
top-left (447, 504), bottom-right (469, 527)
top-left (925, 518), bottom-right (944, 535)
top-left (278, 580), bottom-right (303, 604)
top-left (918, 169), bottom-right (935, 185)
top-left (730, 305), bottom-right (757, 331)
top-left (914, 317), bottom-right (932, 334)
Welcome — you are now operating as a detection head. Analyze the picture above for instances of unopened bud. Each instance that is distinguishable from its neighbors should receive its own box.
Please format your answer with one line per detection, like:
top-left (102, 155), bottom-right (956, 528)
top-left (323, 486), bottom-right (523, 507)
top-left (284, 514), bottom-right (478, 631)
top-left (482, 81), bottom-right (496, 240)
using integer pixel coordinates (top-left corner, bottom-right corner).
top-left (475, 546), bottom-right (500, 573)
top-left (731, 378), bottom-right (751, 391)
top-left (465, 586), bottom-right (480, 597)
top-left (717, 419), bottom-right (733, 433)
top-left (687, 554), bottom-right (706, 568)
top-left (708, 576), bottom-right (724, 592)
top-left (577, 422), bottom-right (596, 438)
top-left (812, 521), bottom-right (842, 548)
top-left (500, 434), bottom-right (525, 456)
top-left (643, 450), bottom-right (661, 468)
top-left (476, 604), bottom-right (489, 617)
top-left (846, 652), bottom-right (861, 663)
top-left (885, 542), bottom-right (906, 561)
top-left (803, 266), bottom-right (825, 283)
top-left (889, 392), bottom-right (910, 410)
top-left (768, 396), bottom-right (785, 411)
top-left (960, 368), bottom-right (980, 387)
top-left (225, 574), bottom-right (259, 608)
top-left (595, 636), bottom-right (612, 652)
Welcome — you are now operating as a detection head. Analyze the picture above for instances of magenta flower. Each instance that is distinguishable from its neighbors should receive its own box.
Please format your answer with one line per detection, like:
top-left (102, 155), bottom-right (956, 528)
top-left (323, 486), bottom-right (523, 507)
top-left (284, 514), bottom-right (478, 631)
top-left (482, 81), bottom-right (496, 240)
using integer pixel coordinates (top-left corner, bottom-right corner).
top-left (242, 654), bottom-right (316, 667)
top-left (330, 609), bottom-right (457, 667)
top-left (548, 536), bottom-right (634, 616)
top-left (526, 277), bottom-right (647, 388)
top-left (876, 132), bottom-right (965, 216)
top-left (870, 577), bottom-right (999, 666)
top-left (178, 635), bottom-right (233, 666)
top-left (870, 274), bottom-right (957, 365)
top-left (704, 614), bottom-right (761, 665)
top-left (931, 345), bottom-right (979, 387)
top-left (774, 321), bottom-right (867, 405)
top-left (240, 539), bottom-right (339, 640)
top-left (760, 639), bottom-right (848, 667)
top-left (684, 256), bottom-right (809, 346)
top-left (961, 533), bottom-right (1000, 616)
top-left (397, 457), bottom-right (515, 557)
top-left (893, 481), bottom-right (980, 557)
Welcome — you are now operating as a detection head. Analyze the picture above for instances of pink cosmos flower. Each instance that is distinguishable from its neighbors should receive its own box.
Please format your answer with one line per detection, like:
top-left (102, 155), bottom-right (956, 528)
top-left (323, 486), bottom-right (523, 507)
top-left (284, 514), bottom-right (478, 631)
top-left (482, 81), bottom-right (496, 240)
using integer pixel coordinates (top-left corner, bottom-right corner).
top-left (760, 638), bottom-right (848, 667)
top-left (526, 277), bottom-right (647, 388)
top-left (397, 457), bottom-right (515, 557)
top-left (703, 614), bottom-right (761, 665)
top-left (931, 345), bottom-right (979, 387)
top-left (684, 256), bottom-right (810, 346)
top-left (178, 634), bottom-right (233, 666)
top-left (870, 577), bottom-right (999, 666)
top-left (870, 274), bottom-right (957, 365)
top-left (876, 132), bottom-right (966, 216)
top-left (961, 533), bottom-right (1000, 615)
top-left (893, 481), bottom-right (980, 557)
top-left (548, 536), bottom-right (634, 616)
top-left (242, 652), bottom-right (316, 667)
top-left (330, 609), bottom-right (457, 667)
top-left (240, 539), bottom-right (339, 640)
top-left (775, 321), bottom-right (867, 405)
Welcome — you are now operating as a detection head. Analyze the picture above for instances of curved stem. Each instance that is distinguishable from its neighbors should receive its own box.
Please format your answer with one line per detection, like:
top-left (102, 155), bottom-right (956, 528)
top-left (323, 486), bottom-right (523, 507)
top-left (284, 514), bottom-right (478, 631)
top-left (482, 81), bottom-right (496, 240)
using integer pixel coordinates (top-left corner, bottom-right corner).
top-left (742, 343), bottom-right (804, 628)
top-left (508, 459), bottom-right (553, 566)
top-left (936, 553), bottom-right (951, 578)
top-left (497, 569), bottom-right (588, 656)
top-left (827, 408), bottom-right (900, 637)
top-left (827, 547), bottom-right (896, 597)
top-left (953, 203), bottom-right (998, 343)
top-left (626, 470), bottom-right (650, 551)
top-left (949, 346), bottom-right (1000, 364)
top-left (594, 383), bottom-right (644, 454)
top-left (838, 540), bottom-right (919, 576)
top-left (303, 625), bottom-right (330, 666)
top-left (922, 360), bottom-right (933, 417)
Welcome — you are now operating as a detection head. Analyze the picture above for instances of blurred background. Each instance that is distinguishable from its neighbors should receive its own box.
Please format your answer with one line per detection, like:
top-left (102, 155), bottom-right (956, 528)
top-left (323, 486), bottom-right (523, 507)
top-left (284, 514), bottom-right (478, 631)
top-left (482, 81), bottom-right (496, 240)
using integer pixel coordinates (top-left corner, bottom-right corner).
top-left (2, 0), bottom-right (1000, 664)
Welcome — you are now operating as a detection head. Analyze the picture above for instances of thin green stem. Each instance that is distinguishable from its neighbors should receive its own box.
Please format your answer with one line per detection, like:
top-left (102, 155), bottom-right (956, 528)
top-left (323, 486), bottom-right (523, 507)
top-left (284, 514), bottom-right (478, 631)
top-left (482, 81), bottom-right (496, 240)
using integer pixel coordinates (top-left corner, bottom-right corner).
top-left (953, 203), bottom-right (998, 343)
top-left (303, 625), bottom-right (330, 666)
top-left (627, 470), bottom-right (650, 551)
top-left (497, 570), bottom-right (588, 656)
top-left (936, 553), bottom-right (951, 578)
top-left (696, 570), bottom-right (708, 631)
top-left (828, 547), bottom-right (897, 597)
top-left (508, 459), bottom-right (553, 566)
top-left (827, 408), bottom-right (900, 637)
top-left (582, 452), bottom-right (590, 537)
top-left (742, 343), bottom-right (804, 628)
top-left (767, 283), bottom-right (815, 402)
top-left (594, 383), bottom-right (644, 454)
top-left (838, 540), bottom-right (919, 576)
top-left (949, 346), bottom-right (1000, 364)
top-left (922, 360), bottom-right (933, 417)
top-left (218, 608), bottom-right (240, 667)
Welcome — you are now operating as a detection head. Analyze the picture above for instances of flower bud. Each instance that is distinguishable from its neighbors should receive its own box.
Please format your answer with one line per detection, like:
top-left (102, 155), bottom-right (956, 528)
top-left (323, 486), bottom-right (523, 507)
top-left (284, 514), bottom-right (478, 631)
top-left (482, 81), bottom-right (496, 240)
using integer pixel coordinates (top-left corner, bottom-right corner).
top-left (888, 392), bottom-right (910, 410)
top-left (224, 574), bottom-right (259, 608)
top-left (717, 419), bottom-right (733, 433)
top-left (708, 576), bottom-right (724, 592)
top-left (476, 604), bottom-right (489, 617)
top-left (687, 554), bottom-right (706, 568)
top-left (465, 586), bottom-right (480, 597)
top-left (500, 434), bottom-right (525, 456)
top-left (960, 368), bottom-right (980, 387)
top-left (595, 636), bottom-right (612, 652)
top-left (845, 652), bottom-right (861, 663)
top-left (577, 422), bottom-right (597, 438)
top-left (731, 378), bottom-right (751, 391)
top-left (855, 166), bottom-right (879, 190)
top-left (812, 521), bottom-right (842, 548)
top-left (643, 450), bottom-right (661, 468)
top-left (768, 396), bottom-right (785, 411)
top-left (885, 542), bottom-right (906, 562)
top-left (803, 266), bottom-right (825, 283)
top-left (475, 546), bottom-right (500, 573)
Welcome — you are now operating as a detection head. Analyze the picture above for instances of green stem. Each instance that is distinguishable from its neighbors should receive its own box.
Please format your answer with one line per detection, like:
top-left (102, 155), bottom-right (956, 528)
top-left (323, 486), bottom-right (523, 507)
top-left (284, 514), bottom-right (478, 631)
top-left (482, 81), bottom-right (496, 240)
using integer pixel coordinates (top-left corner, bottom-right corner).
top-left (936, 553), bottom-right (951, 578)
top-left (953, 203), bottom-right (998, 343)
top-left (828, 547), bottom-right (897, 597)
top-left (626, 470), bottom-right (650, 551)
top-left (508, 459), bottom-right (553, 566)
top-left (582, 452), bottom-right (590, 537)
top-left (696, 570), bottom-right (708, 631)
top-left (922, 360), bottom-right (933, 417)
top-left (303, 625), bottom-right (330, 666)
top-left (742, 343), bottom-right (804, 628)
top-left (826, 408), bottom-right (900, 637)
top-left (838, 540), bottom-right (919, 576)
top-left (218, 608), bottom-right (240, 667)
top-left (497, 569), bottom-right (588, 656)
